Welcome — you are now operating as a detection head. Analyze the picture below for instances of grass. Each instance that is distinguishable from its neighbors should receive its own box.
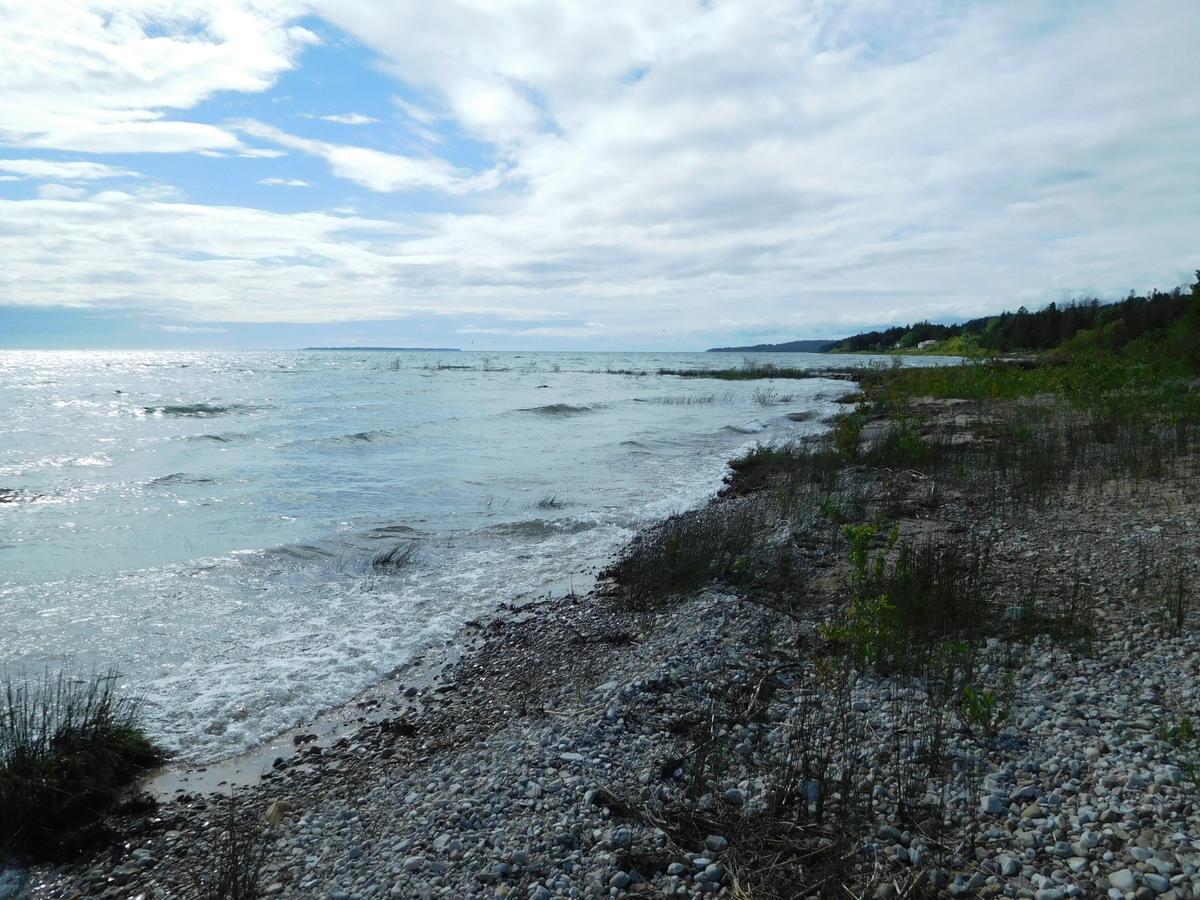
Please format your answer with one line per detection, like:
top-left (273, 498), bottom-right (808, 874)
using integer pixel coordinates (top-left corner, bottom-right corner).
top-left (193, 795), bottom-right (272, 900)
top-left (1, 667), bottom-right (163, 862)
top-left (602, 505), bottom-right (761, 605)
top-left (371, 542), bottom-right (417, 570)
top-left (597, 314), bottom-right (1200, 896)
top-left (657, 365), bottom-right (818, 380)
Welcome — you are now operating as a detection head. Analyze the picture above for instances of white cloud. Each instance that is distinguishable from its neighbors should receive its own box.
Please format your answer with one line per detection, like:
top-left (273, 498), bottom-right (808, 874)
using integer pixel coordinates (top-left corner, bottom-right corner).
top-left (309, 113), bottom-right (379, 125)
top-left (1, 1), bottom-right (1198, 344)
top-left (0, 1), bottom-right (316, 154)
top-left (154, 324), bottom-right (228, 333)
top-left (0, 159), bottom-right (138, 181)
top-left (37, 184), bottom-right (87, 200)
top-left (259, 177), bottom-right (310, 187)
top-left (392, 98), bottom-right (435, 125)
top-left (236, 120), bottom-right (495, 193)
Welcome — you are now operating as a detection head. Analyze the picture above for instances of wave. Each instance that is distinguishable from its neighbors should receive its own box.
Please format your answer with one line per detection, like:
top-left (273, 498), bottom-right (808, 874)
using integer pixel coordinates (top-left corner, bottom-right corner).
top-left (185, 433), bottom-right (234, 443)
top-left (148, 473), bottom-right (217, 487)
top-left (485, 518), bottom-right (598, 538)
top-left (260, 543), bottom-right (339, 561)
top-left (722, 420), bottom-right (768, 434)
top-left (144, 403), bottom-right (265, 417)
top-left (0, 488), bottom-right (34, 504)
top-left (367, 524), bottom-right (419, 538)
top-left (516, 403), bottom-right (597, 416)
top-left (285, 428), bottom-right (402, 449)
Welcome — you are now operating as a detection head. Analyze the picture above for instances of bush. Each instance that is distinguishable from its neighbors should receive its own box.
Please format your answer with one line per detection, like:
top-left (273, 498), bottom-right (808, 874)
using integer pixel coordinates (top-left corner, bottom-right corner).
top-left (603, 505), bottom-right (761, 606)
top-left (0, 668), bottom-right (163, 861)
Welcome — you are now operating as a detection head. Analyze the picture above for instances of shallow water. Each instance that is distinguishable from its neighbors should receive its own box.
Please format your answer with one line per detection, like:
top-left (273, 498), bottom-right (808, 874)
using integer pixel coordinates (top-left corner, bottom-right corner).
top-left (0, 349), bottom-right (951, 762)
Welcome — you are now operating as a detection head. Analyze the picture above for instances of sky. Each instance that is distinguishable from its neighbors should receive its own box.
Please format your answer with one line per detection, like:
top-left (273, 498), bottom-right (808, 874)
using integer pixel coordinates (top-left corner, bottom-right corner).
top-left (0, 1), bottom-right (1197, 350)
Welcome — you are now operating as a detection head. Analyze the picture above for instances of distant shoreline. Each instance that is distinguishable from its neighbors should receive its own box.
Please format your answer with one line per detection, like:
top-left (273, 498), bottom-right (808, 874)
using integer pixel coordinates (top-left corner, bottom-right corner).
top-left (302, 346), bottom-right (462, 351)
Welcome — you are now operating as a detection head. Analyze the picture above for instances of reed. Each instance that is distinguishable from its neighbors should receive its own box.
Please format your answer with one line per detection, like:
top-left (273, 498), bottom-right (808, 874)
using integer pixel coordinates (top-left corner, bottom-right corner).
top-left (1, 667), bottom-right (162, 861)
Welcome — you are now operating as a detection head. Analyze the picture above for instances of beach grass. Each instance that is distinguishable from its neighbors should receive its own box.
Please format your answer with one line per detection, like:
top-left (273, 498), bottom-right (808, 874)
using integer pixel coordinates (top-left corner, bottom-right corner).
top-left (1, 667), bottom-right (163, 861)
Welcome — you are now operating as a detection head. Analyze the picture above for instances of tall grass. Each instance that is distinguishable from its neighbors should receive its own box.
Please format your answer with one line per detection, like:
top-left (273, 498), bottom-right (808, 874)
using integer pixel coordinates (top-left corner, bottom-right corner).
top-left (603, 505), bottom-right (761, 605)
top-left (194, 796), bottom-right (272, 900)
top-left (1, 668), bottom-right (162, 860)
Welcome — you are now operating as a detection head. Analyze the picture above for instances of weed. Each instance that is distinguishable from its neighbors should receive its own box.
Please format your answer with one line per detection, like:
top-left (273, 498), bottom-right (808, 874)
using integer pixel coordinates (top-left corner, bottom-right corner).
top-left (957, 680), bottom-right (1012, 740)
top-left (194, 795), bottom-right (272, 900)
top-left (371, 543), bottom-right (417, 570)
top-left (603, 505), bottom-right (761, 606)
top-left (0, 667), bottom-right (163, 861)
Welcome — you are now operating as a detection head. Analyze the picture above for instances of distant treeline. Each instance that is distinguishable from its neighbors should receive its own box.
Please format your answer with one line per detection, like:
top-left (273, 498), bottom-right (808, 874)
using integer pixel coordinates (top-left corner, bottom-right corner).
top-left (708, 339), bottom-right (836, 353)
top-left (833, 278), bottom-right (1198, 355)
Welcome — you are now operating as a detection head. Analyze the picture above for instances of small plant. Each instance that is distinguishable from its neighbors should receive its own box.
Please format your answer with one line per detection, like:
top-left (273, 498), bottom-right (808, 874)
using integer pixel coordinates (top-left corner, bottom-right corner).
top-left (818, 495), bottom-right (845, 523)
top-left (1159, 718), bottom-right (1200, 792)
top-left (957, 682), bottom-right (1010, 740)
top-left (535, 493), bottom-right (565, 509)
top-left (1, 667), bottom-right (163, 861)
top-left (752, 386), bottom-right (778, 405)
top-left (371, 543), bottom-right (416, 570)
top-left (604, 505), bottom-right (761, 606)
top-left (194, 795), bottom-right (272, 900)
top-left (831, 411), bottom-right (866, 459)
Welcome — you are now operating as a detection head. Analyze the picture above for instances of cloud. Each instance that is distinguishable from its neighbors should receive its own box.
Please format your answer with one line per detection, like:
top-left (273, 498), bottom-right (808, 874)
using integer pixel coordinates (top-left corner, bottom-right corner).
top-left (0, 159), bottom-right (138, 181)
top-left (154, 324), bottom-right (229, 333)
top-left (0, 2), bottom-right (316, 154)
top-left (0, 1), bottom-right (1197, 346)
top-left (236, 120), bottom-right (495, 193)
top-left (37, 184), bottom-right (88, 200)
top-left (259, 177), bottom-right (310, 187)
top-left (309, 113), bottom-right (379, 125)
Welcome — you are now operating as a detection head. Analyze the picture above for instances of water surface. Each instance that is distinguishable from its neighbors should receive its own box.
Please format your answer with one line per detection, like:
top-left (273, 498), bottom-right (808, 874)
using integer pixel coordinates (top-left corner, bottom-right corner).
top-left (0, 349), bottom-right (951, 761)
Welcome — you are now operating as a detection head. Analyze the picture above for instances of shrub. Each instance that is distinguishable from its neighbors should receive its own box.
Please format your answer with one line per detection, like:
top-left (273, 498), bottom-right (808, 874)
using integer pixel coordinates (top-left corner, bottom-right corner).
top-left (1, 668), bottom-right (163, 861)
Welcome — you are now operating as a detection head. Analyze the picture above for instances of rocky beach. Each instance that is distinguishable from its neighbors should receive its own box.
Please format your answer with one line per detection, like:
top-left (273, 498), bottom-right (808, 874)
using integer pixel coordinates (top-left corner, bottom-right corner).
top-left (17, 383), bottom-right (1200, 900)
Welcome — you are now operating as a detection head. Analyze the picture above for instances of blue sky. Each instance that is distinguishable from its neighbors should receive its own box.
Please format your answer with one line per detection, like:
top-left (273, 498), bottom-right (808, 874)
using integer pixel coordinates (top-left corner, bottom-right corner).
top-left (0, 1), bottom-right (1197, 350)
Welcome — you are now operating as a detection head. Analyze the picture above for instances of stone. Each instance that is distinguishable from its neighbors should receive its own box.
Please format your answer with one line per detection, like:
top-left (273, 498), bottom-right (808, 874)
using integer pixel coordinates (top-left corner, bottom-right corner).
top-left (1109, 869), bottom-right (1138, 892)
top-left (981, 795), bottom-right (1007, 815)
top-left (609, 872), bottom-right (631, 889)
top-left (1145, 874), bottom-right (1171, 894)
top-left (263, 799), bottom-right (292, 826)
top-left (704, 835), bottom-right (729, 853)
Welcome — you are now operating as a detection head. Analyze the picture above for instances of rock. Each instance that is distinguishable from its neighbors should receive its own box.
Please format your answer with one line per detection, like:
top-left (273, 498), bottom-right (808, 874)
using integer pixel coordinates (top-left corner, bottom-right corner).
top-left (1145, 874), bottom-right (1171, 894)
top-left (609, 872), bottom-right (631, 889)
top-left (704, 835), bottom-right (729, 853)
top-left (1109, 869), bottom-right (1138, 891)
top-left (403, 856), bottom-right (424, 873)
top-left (981, 795), bottom-right (1007, 815)
top-left (263, 799), bottom-right (292, 826)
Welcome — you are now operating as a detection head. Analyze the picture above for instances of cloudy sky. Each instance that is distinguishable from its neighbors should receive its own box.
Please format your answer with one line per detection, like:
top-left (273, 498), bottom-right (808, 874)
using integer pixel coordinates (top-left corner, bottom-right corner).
top-left (1, 1), bottom-right (1197, 350)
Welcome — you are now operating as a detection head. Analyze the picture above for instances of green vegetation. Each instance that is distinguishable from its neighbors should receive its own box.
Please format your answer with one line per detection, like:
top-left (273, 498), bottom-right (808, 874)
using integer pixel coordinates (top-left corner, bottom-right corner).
top-left (1, 668), bottom-right (163, 861)
top-left (194, 796), bottom-right (273, 900)
top-left (655, 361), bottom-right (819, 380)
top-left (601, 505), bottom-right (761, 604)
top-left (833, 274), bottom-right (1198, 355)
top-left (598, 271), bottom-right (1200, 898)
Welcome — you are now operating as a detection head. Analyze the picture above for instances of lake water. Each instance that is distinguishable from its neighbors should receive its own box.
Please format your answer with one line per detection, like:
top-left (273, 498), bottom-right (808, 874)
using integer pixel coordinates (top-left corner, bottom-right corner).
top-left (0, 349), bottom-right (949, 762)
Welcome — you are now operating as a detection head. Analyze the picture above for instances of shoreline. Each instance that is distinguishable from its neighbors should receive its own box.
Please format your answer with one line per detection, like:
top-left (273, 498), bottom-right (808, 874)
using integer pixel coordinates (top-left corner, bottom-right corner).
top-left (21, 382), bottom-right (1200, 899)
